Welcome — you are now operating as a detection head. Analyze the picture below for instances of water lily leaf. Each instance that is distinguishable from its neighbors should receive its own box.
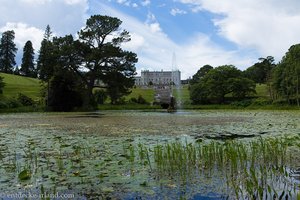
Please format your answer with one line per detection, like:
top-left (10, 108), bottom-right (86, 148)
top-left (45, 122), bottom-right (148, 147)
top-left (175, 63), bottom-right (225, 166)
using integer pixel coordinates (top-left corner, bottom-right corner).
top-left (18, 169), bottom-right (31, 180)
top-left (102, 187), bottom-right (114, 193)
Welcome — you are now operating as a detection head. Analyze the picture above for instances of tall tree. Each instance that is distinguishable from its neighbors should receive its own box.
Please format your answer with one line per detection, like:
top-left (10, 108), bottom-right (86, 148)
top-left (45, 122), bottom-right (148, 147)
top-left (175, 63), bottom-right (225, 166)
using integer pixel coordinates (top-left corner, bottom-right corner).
top-left (46, 35), bottom-right (85, 111)
top-left (74, 15), bottom-right (137, 105)
top-left (273, 44), bottom-right (300, 106)
top-left (20, 40), bottom-right (36, 77)
top-left (0, 30), bottom-right (18, 74)
top-left (37, 25), bottom-right (55, 80)
top-left (244, 56), bottom-right (275, 84)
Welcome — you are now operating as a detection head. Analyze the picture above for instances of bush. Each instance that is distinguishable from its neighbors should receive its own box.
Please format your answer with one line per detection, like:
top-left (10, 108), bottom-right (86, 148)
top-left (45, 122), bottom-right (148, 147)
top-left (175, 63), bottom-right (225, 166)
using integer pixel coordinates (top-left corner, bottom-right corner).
top-left (129, 95), bottom-right (148, 104)
top-left (250, 97), bottom-right (272, 106)
top-left (0, 101), bottom-right (8, 109)
top-left (6, 98), bottom-right (22, 108)
top-left (17, 93), bottom-right (35, 106)
top-left (231, 99), bottom-right (253, 107)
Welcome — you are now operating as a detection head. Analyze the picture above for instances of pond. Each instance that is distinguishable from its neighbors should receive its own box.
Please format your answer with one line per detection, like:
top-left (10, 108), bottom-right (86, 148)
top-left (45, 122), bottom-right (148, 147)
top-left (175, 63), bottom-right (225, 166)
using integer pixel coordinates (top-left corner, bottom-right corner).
top-left (0, 110), bottom-right (299, 199)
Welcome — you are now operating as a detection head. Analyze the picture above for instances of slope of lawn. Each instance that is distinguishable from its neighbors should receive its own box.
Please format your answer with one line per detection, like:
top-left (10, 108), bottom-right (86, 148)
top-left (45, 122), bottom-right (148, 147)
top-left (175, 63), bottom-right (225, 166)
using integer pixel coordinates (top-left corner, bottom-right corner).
top-left (0, 73), bottom-right (42, 99)
top-left (125, 85), bottom-right (190, 104)
top-left (126, 87), bottom-right (155, 103)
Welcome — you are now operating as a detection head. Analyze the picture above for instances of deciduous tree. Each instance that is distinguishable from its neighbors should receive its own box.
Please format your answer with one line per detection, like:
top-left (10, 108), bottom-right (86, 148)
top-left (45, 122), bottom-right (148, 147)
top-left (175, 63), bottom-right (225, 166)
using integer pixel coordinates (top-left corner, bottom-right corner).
top-left (190, 65), bottom-right (256, 104)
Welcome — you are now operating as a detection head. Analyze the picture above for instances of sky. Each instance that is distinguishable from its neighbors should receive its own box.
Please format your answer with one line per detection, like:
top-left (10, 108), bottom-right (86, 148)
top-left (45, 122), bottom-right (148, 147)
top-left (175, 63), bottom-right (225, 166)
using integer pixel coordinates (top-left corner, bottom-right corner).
top-left (1, 0), bottom-right (300, 79)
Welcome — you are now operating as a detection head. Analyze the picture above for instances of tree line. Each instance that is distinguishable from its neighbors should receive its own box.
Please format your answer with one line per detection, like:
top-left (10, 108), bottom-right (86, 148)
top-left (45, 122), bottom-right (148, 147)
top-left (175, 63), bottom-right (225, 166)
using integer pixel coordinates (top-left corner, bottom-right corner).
top-left (190, 49), bottom-right (300, 106)
top-left (0, 15), bottom-right (137, 111)
top-left (1, 14), bottom-right (300, 109)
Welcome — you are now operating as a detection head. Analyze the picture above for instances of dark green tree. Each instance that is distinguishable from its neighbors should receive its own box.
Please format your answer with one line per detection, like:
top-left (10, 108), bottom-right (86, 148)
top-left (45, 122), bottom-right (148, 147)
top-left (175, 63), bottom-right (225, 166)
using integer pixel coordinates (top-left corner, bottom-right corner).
top-left (0, 75), bottom-right (5, 94)
top-left (273, 44), bottom-right (300, 106)
top-left (244, 56), bottom-right (275, 84)
top-left (190, 65), bottom-right (256, 104)
top-left (20, 40), bottom-right (36, 77)
top-left (74, 15), bottom-right (137, 105)
top-left (47, 35), bottom-right (85, 111)
top-left (48, 69), bottom-right (84, 111)
top-left (190, 64), bottom-right (213, 85)
top-left (37, 25), bottom-right (55, 80)
top-left (104, 69), bottom-right (135, 104)
top-left (0, 30), bottom-right (17, 73)
top-left (228, 77), bottom-right (256, 100)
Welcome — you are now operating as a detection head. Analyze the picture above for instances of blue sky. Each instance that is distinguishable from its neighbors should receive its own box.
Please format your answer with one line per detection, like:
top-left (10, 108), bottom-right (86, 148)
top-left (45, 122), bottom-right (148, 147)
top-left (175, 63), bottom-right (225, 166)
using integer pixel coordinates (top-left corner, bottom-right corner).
top-left (1, 0), bottom-right (300, 78)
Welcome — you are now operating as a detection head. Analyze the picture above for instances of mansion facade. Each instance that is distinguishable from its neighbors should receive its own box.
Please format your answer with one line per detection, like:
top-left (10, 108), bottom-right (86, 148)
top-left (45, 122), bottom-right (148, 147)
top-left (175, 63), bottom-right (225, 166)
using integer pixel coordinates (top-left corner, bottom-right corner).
top-left (135, 70), bottom-right (181, 86)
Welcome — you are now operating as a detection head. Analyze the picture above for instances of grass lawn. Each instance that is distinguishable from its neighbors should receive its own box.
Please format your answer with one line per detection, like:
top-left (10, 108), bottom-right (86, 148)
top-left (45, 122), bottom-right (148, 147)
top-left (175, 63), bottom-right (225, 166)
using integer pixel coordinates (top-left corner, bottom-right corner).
top-left (126, 87), bottom-right (155, 103)
top-left (172, 84), bottom-right (191, 104)
top-left (0, 73), bottom-right (42, 99)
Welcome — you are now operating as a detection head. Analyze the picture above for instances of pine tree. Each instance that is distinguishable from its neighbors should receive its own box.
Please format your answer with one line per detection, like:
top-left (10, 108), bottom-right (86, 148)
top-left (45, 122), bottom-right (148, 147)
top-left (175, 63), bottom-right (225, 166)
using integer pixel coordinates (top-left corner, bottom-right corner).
top-left (0, 30), bottom-right (18, 74)
top-left (37, 25), bottom-right (54, 80)
top-left (20, 40), bottom-right (36, 77)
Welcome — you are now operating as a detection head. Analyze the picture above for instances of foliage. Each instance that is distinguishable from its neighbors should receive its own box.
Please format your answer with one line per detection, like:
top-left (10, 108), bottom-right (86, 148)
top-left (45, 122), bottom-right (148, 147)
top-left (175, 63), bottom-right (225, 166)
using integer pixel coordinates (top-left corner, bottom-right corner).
top-left (17, 93), bottom-right (35, 106)
top-left (46, 35), bottom-right (85, 111)
top-left (0, 30), bottom-right (17, 74)
top-left (0, 75), bottom-right (5, 94)
top-left (37, 25), bottom-right (55, 81)
top-left (189, 64), bottom-right (213, 85)
top-left (76, 15), bottom-right (137, 105)
top-left (20, 40), bottom-right (36, 78)
top-left (244, 56), bottom-right (275, 84)
top-left (130, 94), bottom-right (148, 104)
top-left (228, 77), bottom-right (256, 100)
top-left (272, 44), bottom-right (300, 106)
top-left (5, 98), bottom-right (22, 108)
top-left (48, 69), bottom-right (84, 111)
top-left (35, 16), bottom-right (137, 109)
top-left (190, 65), bottom-right (256, 104)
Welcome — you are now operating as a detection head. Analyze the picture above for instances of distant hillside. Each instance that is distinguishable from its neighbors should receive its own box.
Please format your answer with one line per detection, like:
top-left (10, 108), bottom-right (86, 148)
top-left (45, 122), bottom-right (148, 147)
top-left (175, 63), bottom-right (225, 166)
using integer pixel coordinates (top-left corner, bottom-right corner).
top-left (0, 73), bottom-right (42, 99)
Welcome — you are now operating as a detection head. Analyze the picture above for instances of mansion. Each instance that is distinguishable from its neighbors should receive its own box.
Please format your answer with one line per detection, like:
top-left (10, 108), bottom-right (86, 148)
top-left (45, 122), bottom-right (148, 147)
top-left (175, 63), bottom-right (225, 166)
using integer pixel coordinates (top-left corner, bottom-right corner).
top-left (134, 70), bottom-right (181, 86)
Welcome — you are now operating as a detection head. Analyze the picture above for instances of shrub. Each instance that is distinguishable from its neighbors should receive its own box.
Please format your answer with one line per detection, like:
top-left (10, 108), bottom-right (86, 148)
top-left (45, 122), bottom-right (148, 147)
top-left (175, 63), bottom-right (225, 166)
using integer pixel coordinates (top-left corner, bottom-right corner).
top-left (250, 97), bottom-right (272, 106)
top-left (230, 99), bottom-right (253, 107)
top-left (6, 98), bottom-right (22, 108)
top-left (0, 101), bottom-right (8, 109)
top-left (129, 95), bottom-right (148, 104)
top-left (17, 93), bottom-right (35, 106)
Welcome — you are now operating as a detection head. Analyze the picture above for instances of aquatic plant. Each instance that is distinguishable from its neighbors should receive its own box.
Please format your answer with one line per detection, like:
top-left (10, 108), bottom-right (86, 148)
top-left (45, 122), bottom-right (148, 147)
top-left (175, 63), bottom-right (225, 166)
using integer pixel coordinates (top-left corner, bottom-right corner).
top-left (138, 136), bottom-right (300, 199)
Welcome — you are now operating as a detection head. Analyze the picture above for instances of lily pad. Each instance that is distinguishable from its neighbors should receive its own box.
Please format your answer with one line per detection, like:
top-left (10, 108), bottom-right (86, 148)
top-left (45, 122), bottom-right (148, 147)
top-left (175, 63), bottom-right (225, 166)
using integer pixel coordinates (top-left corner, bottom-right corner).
top-left (18, 169), bottom-right (31, 181)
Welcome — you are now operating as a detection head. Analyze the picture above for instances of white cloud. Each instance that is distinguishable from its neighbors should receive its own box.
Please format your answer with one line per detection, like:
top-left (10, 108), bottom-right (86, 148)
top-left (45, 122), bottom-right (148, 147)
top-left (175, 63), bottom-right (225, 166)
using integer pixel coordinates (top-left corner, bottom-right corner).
top-left (116, 0), bottom-right (130, 6)
top-left (0, 22), bottom-right (44, 52)
top-left (145, 12), bottom-right (163, 33)
top-left (132, 3), bottom-right (138, 8)
top-left (0, 0), bottom-right (88, 64)
top-left (141, 0), bottom-right (150, 7)
top-left (122, 32), bottom-right (145, 51)
top-left (20, 0), bottom-right (53, 4)
top-left (176, 0), bottom-right (300, 61)
top-left (92, 2), bottom-right (256, 79)
top-left (170, 8), bottom-right (187, 16)
top-left (0, 0), bottom-right (88, 35)
top-left (148, 23), bottom-right (162, 33)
